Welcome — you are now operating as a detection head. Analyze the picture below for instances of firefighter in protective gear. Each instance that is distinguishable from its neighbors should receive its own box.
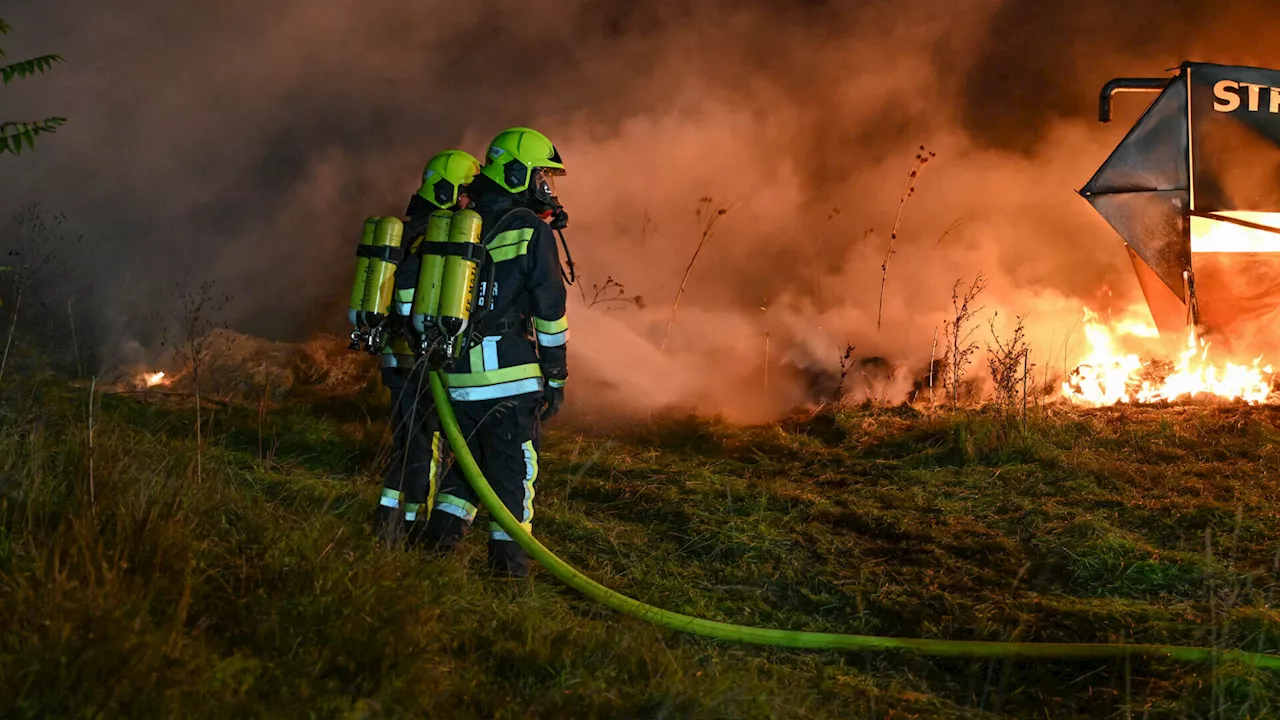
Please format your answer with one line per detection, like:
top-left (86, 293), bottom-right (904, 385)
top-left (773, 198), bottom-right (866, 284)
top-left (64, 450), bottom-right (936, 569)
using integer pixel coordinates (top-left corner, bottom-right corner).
top-left (422, 127), bottom-right (570, 578)
top-left (373, 149), bottom-right (482, 545)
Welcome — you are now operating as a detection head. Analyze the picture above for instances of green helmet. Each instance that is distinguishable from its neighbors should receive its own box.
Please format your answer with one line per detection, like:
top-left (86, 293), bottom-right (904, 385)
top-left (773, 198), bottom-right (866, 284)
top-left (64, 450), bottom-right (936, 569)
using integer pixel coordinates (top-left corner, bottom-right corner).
top-left (418, 149), bottom-right (482, 210)
top-left (480, 127), bottom-right (566, 194)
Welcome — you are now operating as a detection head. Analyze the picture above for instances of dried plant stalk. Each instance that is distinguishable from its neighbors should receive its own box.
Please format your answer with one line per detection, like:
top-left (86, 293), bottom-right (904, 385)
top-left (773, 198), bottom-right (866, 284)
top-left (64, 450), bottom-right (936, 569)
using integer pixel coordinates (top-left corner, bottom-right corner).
top-left (810, 207), bottom-right (840, 307)
top-left (940, 272), bottom-right (987, 409)
top-left (877, 147), bottom-right (936, 331)
top-left (929, 325), bottom-right (938, 403)
top-left (661, 197), bottom-right (733, 352)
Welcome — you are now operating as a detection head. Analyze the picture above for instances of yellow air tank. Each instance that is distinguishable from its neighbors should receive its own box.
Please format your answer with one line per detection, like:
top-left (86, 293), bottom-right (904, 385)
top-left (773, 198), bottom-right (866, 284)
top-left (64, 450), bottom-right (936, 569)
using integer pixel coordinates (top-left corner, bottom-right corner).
top-left (360, 216), bottom-right (405, 327)
top-left (411, 210), bottom-right (454, 343)
top-left (348, 217), bottom-right (380, 334)
top-left (436, 209), bottom-right (484, 346)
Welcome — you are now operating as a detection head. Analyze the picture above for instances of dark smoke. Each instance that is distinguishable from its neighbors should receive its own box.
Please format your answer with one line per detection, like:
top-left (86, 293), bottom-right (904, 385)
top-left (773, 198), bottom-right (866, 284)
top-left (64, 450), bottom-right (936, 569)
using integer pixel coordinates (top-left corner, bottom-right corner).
top-left (2, 0), bottom-right (1279, 418)
top-left (959, 0), bottom-right (1279, 151)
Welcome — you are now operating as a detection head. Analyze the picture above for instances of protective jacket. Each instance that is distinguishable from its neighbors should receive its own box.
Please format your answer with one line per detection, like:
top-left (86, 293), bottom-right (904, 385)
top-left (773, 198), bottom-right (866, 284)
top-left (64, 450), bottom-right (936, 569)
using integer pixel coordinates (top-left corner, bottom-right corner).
top-left (438, 177), bottom-right (569, 402)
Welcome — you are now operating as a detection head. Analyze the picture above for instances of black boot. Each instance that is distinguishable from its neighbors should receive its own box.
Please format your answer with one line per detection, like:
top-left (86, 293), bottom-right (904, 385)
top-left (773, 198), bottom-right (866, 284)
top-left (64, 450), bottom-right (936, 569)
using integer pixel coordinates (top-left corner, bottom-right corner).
top-left (372, 505), bottom-right (406, 547)
top-left (422, 512), bottom-right (470, 555)
top-left (488, 540), bottom-right (532, 579)
top-left (404, 518), bottom-right (430, 549)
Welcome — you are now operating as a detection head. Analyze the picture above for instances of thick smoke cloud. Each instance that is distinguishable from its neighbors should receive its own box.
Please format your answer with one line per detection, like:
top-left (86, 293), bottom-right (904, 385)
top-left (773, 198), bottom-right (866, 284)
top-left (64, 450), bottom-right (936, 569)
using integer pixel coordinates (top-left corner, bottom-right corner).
top-left (2, 0), bottom-right (1278, 420)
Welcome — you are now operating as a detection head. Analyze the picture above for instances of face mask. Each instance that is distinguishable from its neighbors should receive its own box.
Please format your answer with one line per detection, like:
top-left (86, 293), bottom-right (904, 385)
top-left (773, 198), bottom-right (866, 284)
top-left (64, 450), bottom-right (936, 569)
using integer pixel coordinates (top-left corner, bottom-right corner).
top-left (529, 168), bottom-right (563, 211)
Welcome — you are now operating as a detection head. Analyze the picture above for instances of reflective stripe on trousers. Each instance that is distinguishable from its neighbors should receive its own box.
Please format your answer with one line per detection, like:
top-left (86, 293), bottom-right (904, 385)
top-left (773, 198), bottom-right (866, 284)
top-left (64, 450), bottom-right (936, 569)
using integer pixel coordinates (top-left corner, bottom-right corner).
top-left (491, 439), bottom-right (538, 541)
top-left (435, 493), bottom-right (478, 523)
top-left (380, 488), bottom-right (402, 508)
top-left (425, 431), bottom-right (442, 520)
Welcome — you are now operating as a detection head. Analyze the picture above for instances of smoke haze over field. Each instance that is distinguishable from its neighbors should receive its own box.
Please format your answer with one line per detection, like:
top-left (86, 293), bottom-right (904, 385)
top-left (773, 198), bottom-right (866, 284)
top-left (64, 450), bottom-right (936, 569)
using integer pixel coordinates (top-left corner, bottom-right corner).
top-left (3, 0), bottom-right (1280, 419)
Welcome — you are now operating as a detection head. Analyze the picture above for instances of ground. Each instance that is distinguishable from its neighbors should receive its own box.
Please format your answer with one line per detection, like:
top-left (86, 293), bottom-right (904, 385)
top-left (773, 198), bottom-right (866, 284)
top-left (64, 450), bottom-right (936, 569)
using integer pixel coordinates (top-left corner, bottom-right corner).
top-left (3, 365), bottom-right (1280, 719)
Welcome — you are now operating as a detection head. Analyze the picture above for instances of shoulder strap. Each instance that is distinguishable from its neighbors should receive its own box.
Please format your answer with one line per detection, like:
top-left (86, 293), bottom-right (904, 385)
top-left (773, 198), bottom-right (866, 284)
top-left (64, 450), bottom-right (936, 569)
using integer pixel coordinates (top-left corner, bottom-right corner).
top-left (466, 208), bottom-right (545, 343)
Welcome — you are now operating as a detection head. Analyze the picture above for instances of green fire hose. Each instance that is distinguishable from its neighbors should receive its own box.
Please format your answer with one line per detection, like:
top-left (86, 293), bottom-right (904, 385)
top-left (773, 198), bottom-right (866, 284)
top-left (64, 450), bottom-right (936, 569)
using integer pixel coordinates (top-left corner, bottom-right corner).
top-left (428, 372), bottom-right (1280, 668)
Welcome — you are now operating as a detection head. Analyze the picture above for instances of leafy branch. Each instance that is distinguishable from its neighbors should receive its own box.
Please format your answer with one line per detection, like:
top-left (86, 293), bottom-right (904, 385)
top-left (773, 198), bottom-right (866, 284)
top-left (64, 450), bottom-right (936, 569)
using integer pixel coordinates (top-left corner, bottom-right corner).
top-left (1, 18), bottom-right (66, 156)
top-left (3, 54), bottom-right (63, 84)
top-left (1, 119), bottom-right (67, 155)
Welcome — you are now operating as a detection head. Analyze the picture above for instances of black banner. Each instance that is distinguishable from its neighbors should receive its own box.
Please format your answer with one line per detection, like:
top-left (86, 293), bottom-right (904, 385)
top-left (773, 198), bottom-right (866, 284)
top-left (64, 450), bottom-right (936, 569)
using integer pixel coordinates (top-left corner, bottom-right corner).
top-left (1081, 75), bottom-right (1189, 296)
top-left (1188, 62), bottom-right (1280, 214)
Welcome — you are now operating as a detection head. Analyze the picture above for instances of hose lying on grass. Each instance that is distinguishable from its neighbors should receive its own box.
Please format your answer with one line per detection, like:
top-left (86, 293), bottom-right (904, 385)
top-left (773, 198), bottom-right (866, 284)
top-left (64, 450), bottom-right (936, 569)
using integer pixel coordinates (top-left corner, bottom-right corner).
top-left (428, 371), bottom-right (1280, 668)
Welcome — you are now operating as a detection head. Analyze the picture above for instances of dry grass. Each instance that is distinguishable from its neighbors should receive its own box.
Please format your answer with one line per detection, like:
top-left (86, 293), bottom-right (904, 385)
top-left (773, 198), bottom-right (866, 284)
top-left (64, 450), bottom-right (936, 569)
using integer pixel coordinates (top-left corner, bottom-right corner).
top-left (4, 354), bottom-right (1280, 718)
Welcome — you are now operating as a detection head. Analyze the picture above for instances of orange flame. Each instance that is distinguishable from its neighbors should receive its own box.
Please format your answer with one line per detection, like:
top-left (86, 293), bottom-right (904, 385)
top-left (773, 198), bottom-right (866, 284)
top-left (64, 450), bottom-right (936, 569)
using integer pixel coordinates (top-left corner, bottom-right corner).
top-left (142, 371), bottom-right (168, 388)
top-left (1191, 212), bottom-right (1280, 253)
top-left (1061, 309), bottom-right (1275, 405)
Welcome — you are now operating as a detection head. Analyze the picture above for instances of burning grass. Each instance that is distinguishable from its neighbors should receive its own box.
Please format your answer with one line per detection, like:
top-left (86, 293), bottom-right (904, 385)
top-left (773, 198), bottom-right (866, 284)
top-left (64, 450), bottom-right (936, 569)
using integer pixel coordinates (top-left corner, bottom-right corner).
top-left (4, 364), bottom-right (1280, 718)
top-left (110, 329), bottom-right (378, 402)
top-left (1062, 308), bottom-right (1278, 407)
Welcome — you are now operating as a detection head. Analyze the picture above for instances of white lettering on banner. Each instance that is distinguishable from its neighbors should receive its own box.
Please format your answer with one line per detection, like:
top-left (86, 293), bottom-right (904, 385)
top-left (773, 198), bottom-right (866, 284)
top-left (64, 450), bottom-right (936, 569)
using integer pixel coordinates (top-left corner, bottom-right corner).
top-left (1243, 82), bottom-right (1266, 111)
top-left (1214, 78), bottom-right (1280, 114)
top-left (1215, 80), bottom-right (1242, 112)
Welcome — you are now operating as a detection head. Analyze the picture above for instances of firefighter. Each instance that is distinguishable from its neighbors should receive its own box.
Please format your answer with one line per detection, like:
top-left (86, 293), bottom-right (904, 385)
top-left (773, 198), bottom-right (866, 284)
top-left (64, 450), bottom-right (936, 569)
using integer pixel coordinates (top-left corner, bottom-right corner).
top-left (422, 127), bottom-right (570, 578)
top-left (373, 149), bottom-right (482, 545)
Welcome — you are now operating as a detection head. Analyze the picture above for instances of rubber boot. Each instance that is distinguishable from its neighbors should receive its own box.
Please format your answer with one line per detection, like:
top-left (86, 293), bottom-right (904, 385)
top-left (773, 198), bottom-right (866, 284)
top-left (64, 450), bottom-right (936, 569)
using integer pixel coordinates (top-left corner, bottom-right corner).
top-left (488, 540), bottom-right (531, 579)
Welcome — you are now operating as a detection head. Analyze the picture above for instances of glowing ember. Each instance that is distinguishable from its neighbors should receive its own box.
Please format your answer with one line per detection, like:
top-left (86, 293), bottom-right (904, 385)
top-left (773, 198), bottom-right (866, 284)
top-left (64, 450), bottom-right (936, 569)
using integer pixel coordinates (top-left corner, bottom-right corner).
top-left (142, 371), bottom-right (167, 388)
top-left (1061, 309), bottom-right (1275, 406)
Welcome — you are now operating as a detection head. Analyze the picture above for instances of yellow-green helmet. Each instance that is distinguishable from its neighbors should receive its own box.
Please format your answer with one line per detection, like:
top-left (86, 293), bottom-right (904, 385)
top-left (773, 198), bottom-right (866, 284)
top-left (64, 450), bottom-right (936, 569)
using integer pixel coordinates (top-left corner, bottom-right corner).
top-left (418, 149), bottom-right (482, 210)
top-left (480, 127), bottom-right (565, 194)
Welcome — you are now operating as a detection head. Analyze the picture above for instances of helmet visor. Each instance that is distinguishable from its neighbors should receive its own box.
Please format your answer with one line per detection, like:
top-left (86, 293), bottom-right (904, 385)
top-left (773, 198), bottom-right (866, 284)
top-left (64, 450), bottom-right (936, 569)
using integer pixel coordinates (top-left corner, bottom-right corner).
top-left (530, 168), bottom-right (561, 208)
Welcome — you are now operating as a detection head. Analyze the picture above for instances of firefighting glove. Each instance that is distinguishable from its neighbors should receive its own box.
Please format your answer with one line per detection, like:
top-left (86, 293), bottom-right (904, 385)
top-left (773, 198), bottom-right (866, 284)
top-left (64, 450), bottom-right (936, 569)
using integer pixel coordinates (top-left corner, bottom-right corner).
top-left (541, 384), bottom-right (565, 421)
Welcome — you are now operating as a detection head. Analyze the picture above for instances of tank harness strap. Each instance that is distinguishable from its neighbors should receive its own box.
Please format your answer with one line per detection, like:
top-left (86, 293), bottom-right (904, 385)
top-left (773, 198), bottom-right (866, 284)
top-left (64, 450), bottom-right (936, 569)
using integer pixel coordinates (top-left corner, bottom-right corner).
top-left (419, 243), bottom-right (488, 263)
top-left (356, 245), bottom-right (405, 263)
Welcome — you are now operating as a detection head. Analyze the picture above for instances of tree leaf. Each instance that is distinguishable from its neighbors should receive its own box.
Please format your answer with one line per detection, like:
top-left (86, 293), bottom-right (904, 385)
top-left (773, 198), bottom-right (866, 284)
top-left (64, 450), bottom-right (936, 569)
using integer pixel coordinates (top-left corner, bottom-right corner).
top-left (0, 118), bottom-right (67, 156)
top-left (1, 54), bottom-right (63, 85)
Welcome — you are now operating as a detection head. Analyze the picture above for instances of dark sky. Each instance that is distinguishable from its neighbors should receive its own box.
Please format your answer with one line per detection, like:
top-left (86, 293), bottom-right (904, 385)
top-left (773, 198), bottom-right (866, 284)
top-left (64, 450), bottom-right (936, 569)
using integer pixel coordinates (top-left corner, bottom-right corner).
top-left (2, 0), bottom-right (1278, 365)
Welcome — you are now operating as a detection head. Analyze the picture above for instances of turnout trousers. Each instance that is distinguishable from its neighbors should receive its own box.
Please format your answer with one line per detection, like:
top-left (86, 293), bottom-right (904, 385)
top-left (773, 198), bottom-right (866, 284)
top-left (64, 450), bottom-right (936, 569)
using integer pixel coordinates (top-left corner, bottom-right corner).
top-left (375, 366), bottom-right (443, 543)
top-left (423, 395), bottom-right (542, 578)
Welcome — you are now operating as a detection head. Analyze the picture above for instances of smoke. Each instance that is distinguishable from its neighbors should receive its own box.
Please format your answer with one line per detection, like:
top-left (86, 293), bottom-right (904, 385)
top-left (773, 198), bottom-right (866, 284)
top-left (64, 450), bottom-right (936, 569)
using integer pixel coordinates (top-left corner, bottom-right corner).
top-left (3, 0), bottom-right (1279, 420)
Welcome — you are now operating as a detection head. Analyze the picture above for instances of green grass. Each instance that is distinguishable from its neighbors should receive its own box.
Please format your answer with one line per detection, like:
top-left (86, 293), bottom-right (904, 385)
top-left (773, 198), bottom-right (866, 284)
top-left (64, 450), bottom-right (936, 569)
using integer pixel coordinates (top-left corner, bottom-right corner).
top-left (4, 370), bottom-right (1280, 718)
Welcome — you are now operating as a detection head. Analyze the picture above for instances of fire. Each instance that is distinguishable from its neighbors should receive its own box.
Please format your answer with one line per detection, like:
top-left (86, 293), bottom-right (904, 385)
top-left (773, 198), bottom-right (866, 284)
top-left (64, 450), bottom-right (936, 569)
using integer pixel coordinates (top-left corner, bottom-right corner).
top-left (142, 371), bottom-right (168, 388)
top-left (1191, 211), bottom-right (1280, 253)
top-left (1061, 309), bottom-right (1275, 405)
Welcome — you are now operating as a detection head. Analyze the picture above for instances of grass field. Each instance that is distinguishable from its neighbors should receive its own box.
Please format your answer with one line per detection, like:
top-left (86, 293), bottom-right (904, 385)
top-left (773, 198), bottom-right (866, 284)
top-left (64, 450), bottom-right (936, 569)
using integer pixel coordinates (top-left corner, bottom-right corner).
top-left (4, 365), bottom-right (1280, 719)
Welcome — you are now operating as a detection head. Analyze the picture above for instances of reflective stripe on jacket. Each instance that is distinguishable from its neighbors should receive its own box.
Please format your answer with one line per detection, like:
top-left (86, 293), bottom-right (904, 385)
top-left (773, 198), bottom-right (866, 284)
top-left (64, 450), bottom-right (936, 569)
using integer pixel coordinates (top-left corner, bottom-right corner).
top-left (441, 195), bottom-right (569, 402)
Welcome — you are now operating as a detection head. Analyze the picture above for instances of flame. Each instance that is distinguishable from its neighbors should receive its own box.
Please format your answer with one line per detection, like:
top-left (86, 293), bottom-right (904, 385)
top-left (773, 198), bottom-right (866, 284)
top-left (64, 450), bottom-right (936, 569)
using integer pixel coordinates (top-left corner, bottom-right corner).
top-left (1061, 309), bottom-right (1275, 406)
top-left (1191, 212), bottom-right (1280, 253)
top-left (142, 371), bottom-right (168, 388)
